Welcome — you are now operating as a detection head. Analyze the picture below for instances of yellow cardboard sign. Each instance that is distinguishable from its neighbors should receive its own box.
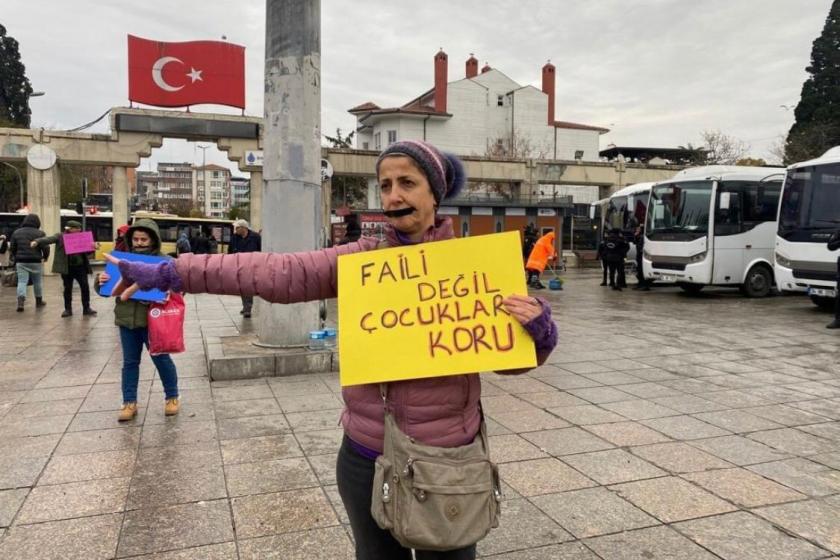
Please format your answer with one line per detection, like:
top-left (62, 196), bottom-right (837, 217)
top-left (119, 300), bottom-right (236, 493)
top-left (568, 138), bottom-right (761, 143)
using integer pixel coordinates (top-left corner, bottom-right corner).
top-left (337, 231), bottom-right (537, 386)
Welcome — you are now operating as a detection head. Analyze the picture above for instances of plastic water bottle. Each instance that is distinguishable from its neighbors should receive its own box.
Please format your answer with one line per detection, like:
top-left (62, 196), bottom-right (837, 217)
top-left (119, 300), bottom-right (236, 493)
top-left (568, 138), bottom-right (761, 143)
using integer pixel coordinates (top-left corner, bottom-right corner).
top-left (323, 328), bottom-right (337, 348)
top-left (308, 330), bottom-right (326, 350)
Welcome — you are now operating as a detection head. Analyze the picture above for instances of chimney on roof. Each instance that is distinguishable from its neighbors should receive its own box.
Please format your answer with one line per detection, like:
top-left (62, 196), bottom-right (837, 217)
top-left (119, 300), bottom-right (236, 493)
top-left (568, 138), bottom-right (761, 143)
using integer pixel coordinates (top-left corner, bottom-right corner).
top-left (481, 62), bottom-right (491, 74)
top-left (466, 54), bottom-right (478, 78)
top-left (542, 60), bottom-right (556, 125)
top-left (434, 49), bottom-right (448, 113)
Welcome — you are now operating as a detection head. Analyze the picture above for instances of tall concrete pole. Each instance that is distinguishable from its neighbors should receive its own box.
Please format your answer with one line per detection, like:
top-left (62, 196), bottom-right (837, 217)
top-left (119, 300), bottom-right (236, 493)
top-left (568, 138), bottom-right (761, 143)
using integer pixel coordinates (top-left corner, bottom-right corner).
top-left (112, 166), bottom-right (129, 238)
top-left (256, 0), bottom-right (322, 347)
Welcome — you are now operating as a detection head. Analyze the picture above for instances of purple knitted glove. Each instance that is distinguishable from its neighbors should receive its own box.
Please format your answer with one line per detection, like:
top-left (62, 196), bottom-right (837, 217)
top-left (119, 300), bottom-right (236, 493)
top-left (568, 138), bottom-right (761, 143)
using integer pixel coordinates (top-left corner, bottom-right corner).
top-left (117, 260), bottom-right (183, 293)
top-left (522, 297), bottom-right (557, 355)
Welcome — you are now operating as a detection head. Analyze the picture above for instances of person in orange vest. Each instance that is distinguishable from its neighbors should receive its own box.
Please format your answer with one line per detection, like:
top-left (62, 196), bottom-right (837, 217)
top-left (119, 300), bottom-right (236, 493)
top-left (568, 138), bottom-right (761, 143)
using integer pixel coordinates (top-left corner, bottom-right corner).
top-left (525, 230), bottom-right (557, 289)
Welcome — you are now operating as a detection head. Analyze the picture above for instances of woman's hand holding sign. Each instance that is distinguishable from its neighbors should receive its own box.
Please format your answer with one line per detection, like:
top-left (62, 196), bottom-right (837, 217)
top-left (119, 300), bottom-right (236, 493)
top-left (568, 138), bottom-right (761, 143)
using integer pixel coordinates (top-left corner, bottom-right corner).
top-left (501, 295), bottom-right (544, 325)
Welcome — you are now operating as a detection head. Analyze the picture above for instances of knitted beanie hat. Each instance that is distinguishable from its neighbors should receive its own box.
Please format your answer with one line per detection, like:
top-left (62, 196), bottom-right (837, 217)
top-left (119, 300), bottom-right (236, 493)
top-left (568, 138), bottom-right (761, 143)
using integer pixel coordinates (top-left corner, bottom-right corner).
top-left (375, 140), bottom-right (466, 204)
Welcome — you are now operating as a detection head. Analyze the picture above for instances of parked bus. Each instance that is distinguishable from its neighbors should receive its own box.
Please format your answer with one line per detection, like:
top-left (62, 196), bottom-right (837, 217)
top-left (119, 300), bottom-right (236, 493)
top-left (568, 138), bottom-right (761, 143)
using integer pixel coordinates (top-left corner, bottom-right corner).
top-left (131, 212), bottom-right (235, 255)
top-left (591, 182), bottom-right (657, 265)
top-left (644, 165), bottom-right (784, 297)
top-left (775, 146), bottom-right (840, 309)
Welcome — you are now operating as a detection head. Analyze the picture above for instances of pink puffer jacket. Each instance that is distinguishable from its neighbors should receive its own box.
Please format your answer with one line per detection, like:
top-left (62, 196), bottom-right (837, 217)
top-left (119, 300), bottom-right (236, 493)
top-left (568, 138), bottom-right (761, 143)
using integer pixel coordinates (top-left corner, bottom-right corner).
top-left (173, 217), bottom-right (556, 453)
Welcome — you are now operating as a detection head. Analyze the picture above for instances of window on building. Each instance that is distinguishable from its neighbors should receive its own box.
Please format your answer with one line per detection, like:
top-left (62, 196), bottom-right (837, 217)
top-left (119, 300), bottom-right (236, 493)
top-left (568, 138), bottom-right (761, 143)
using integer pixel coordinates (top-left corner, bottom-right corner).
top-left (497, 95), bottom-right (504, 107)
top-left (374, 132), bottom-right (381, 150)
top-left (387, 130), bottom-right (397, 144)
top-left (213, 171), bottom-right (220, 178)
top-left (362, 142), bottom-right (369, 150)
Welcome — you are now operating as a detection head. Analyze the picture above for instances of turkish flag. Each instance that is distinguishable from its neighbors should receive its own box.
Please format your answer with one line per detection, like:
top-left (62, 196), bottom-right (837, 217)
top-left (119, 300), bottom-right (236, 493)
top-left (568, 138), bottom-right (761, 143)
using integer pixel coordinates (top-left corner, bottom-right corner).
top-left (128, 35), bottom-right (245, 109)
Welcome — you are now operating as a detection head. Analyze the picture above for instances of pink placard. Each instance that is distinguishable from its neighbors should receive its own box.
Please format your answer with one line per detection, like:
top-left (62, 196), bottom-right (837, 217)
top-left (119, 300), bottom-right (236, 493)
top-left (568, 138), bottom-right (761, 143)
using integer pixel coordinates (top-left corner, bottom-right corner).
top-left (63, 231), bottom-right (95, 255)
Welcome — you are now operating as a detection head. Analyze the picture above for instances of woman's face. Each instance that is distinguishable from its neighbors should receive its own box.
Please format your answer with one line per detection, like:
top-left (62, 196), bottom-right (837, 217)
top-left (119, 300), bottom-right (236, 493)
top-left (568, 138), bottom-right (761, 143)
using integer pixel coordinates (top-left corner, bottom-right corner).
top-left (378, 156), bottom-right (436, 238)
top-left (131, 231), bottom-right (152, 249)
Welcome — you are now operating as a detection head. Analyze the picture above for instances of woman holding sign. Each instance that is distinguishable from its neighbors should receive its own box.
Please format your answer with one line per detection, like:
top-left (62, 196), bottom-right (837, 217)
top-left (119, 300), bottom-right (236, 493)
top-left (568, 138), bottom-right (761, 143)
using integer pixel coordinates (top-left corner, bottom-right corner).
top-left (95, 219), bottom-right (180, 422)
top-left (106, 141), bottom-right (557, 559)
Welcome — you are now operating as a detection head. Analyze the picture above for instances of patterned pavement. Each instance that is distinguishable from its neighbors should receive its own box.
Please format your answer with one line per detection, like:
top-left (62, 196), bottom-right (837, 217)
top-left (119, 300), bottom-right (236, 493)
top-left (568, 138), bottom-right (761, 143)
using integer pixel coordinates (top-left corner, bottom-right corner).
top-left (0, 270), bottom-right (838, 559)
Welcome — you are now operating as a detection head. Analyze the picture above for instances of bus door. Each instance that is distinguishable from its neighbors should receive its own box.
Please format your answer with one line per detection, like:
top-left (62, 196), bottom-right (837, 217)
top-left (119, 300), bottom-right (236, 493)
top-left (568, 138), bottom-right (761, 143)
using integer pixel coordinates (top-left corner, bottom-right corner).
top-left (712, 184), bottom-right (744, 284)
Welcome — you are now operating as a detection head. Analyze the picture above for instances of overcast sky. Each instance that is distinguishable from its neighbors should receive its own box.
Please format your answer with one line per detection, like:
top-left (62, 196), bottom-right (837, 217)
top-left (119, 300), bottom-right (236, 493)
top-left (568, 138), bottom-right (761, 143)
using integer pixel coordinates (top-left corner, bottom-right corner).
top-left (3, 0), bottom-right (833, 174)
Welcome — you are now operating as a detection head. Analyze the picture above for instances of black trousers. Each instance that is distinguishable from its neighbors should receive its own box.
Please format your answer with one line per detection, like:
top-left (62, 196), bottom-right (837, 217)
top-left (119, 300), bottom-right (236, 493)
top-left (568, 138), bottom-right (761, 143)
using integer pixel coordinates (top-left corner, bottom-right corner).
top-left (241, 295), bottom-right (253, 312)
top-left (62, 266), bottom-right (90, 310)
top-left (601, 259), bottom-right (608, 284)
top-left (336, 437), bottom-right (477, 560)
top-left (526, 269), bottom-right (541, 285)
top-left (608, 261), bottom-right (621, 287)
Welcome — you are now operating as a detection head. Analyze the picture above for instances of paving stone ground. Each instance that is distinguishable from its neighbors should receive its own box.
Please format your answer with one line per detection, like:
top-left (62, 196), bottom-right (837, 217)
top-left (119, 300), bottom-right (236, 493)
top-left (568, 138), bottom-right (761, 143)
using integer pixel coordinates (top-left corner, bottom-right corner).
top-left (0, 269), bottom-right (839, 559)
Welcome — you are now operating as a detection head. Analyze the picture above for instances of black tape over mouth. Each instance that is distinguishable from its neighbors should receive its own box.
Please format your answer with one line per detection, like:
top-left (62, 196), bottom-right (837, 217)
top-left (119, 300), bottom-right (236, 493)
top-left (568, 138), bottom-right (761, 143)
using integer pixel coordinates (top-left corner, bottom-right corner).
top-left (382, 207), bottom-right (416, 218)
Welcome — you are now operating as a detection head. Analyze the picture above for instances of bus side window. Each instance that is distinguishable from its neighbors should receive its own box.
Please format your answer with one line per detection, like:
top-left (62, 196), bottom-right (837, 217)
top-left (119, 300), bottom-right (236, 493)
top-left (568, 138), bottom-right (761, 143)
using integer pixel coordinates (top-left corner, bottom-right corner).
top-left (714, 189), bottom-right (742, 236)
top-left (742, 181), bottom-right (781, 231)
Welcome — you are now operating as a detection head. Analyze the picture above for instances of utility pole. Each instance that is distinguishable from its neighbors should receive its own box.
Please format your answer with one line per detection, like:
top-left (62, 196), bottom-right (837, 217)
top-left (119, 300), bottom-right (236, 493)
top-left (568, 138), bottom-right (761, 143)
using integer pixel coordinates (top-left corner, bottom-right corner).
top-left (197, 144), bottom-right (209, 217)
top-left (257, 0), bottom-right (322, 347)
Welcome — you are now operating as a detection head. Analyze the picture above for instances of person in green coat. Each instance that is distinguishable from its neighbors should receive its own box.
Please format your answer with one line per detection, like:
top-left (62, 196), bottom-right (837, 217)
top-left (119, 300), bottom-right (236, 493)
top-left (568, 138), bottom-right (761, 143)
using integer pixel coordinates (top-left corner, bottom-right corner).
top-left (32, 220), bottom-right (97, 317)
top-left (95, 219), bottom-right (180, 421)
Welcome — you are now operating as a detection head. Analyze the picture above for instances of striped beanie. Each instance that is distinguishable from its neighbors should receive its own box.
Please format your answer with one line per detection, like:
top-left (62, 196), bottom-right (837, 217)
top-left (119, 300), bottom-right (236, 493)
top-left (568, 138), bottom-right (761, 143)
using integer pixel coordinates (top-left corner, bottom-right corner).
top-left (375, 140), bottom-right (466, 204)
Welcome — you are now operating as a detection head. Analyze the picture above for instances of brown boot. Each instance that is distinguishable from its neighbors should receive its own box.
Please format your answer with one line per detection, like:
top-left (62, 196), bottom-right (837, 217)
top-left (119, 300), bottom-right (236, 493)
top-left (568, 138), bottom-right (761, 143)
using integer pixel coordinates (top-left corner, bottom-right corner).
top-left (117, 402), bottom-right (138, 422)
top-left (164, 398), bottom-right (180, 416)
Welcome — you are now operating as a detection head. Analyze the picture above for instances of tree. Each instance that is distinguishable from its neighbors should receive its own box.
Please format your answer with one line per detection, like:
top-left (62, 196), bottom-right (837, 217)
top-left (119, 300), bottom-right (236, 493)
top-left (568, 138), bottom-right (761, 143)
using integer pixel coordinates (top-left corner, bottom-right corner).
top-left (785, 0), bottom-right (840, 163)
top-left (324, 128), bottom-right (368, 209)
top-left (471, 130), bottom-right (549, 201)
top-left (676, 142), bottom-right (709, 166)
top-left (735, 157), bottom-right (768, 167)
top-left (324, 128), bottom-right (354, 149)
top-left (228, 205), bottom-right (249, 221)
top-left (700, 130), bottom-right (749, 165)
top-left (0, 24), bottom-right (33, 128)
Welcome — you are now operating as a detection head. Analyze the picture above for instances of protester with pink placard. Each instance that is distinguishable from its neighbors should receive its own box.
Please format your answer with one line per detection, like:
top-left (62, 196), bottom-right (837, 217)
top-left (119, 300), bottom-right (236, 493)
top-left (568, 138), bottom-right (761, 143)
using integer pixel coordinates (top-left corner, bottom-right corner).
top-left (32, 220), bottom-right (97, 317)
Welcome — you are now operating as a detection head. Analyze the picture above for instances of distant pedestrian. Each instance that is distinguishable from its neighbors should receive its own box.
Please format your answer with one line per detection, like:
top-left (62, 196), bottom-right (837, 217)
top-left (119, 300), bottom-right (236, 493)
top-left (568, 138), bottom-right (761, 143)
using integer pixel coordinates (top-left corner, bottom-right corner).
top-left (522, 223), bottom-right (537, 261)
top-left (596, 234), bottom-right (608, 286)
top-left (228, 219), bottom-right (262, 317)
top-left (0, 230), bottom-right (9, 271)
top-left (114, 224), bottom-right (130, 252)
top-left (604, 228), bottom-right (629, 291)
top-left (10, 213), bottom-right (48, 312)
top-left (31, 220), bottom-right (97, 317)
top-left (339, 215), bottom-right (361, 245)
top-left (207, 229), bottom-right (219, 254)
top-left (525, 230), bottom-right (557, 290)
top-left (633, 225), bottom-right (650, 291)
top-left (176, 230), bottom-right (193, 256)
top-left (826, 230), bottom-right (840, 329)
top-left (95, 219), bottom-right (179, 421)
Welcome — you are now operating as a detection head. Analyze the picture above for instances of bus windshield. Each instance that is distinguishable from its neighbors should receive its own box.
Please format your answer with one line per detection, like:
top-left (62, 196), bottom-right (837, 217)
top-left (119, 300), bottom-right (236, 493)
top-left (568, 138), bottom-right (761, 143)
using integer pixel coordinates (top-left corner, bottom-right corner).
top-left (778, 163), bottom-right (840, 240)
top-left (646, 181), bottom-right (712, 240)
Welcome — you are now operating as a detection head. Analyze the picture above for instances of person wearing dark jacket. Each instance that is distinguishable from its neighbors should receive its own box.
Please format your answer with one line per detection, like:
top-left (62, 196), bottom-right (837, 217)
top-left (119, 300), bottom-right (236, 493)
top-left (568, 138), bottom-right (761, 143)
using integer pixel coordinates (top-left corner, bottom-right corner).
top-left (339, 215), bottom-right (362, 245)
top-left (826, 231), bottom-right (840, 329)
top-left (633, 225), bottom-right (650, 291)
top-left (95, 218), bottom-right (180, 421)
top-left (229, 219), bottom-right (262, 317)
top-left (604, 228), bottom-right (629, 291)
top-left (10, 213), bottom-right (48, 312)
top-left (189, 230), bottom-right (210, 255)
top-left (32, 220), bottom-right (97, 317)
top-left (596, 237), bottom-right (608, 286)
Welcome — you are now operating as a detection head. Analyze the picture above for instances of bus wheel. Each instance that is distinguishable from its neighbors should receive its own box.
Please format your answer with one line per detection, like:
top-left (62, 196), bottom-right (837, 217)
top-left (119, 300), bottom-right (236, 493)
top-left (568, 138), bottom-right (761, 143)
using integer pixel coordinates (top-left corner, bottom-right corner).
top-left (743, 265), bottom-right (772, 298)
top-left (678, 283), bottom-right (704, 294)
top-left (810, 295), bottom-right (835, 311)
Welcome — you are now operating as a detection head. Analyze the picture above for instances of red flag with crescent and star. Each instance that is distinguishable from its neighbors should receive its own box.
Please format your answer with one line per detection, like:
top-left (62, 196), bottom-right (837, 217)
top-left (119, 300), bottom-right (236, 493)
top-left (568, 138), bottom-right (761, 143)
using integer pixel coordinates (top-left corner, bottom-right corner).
top-left (127, 35), bottom-right (245, 109)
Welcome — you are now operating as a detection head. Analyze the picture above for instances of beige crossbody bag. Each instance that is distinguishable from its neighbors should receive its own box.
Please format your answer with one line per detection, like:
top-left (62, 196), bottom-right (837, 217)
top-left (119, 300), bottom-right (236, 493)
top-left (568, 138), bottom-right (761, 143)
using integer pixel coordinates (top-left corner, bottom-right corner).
top-left (370, 382), bottom-right (502, 551)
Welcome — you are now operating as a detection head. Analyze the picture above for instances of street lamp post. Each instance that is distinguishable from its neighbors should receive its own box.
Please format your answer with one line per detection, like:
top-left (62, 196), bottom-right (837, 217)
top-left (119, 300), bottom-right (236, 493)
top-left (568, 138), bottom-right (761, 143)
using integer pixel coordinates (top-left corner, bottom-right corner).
top-left (0, 161), bottom-right (24, 210)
